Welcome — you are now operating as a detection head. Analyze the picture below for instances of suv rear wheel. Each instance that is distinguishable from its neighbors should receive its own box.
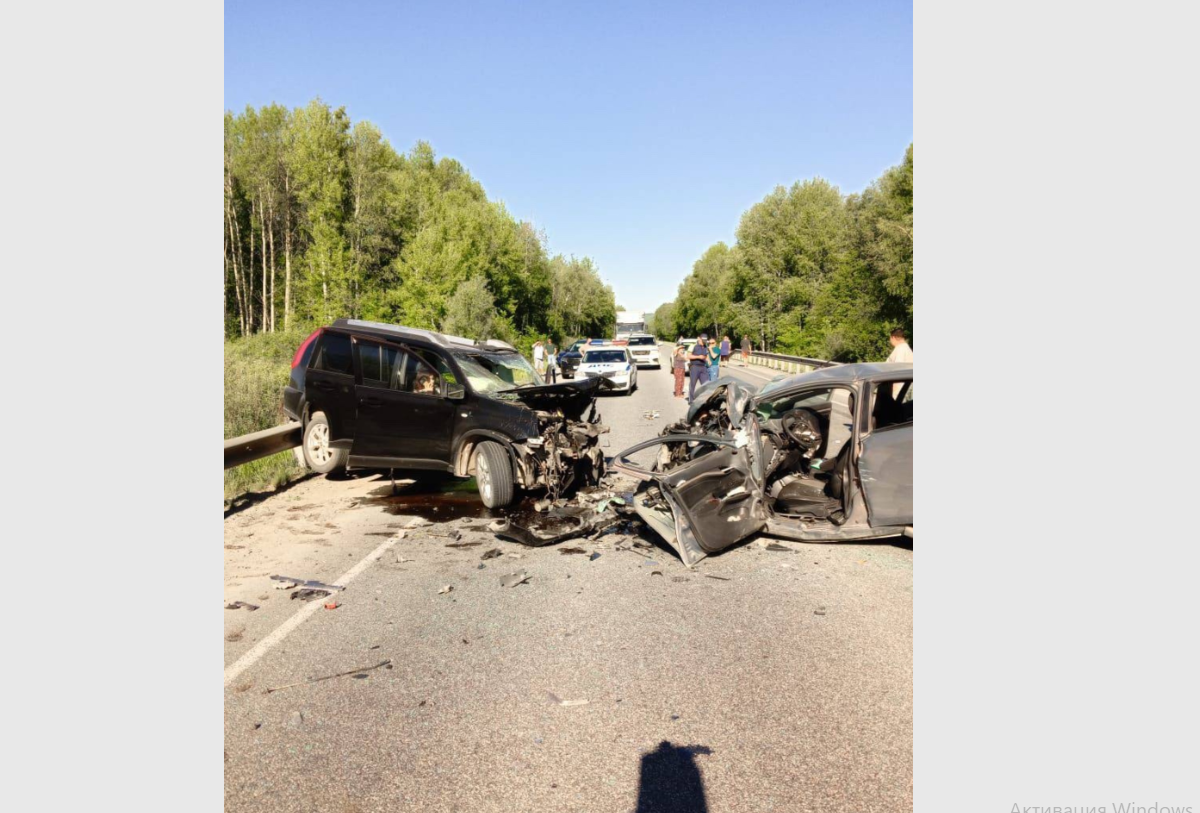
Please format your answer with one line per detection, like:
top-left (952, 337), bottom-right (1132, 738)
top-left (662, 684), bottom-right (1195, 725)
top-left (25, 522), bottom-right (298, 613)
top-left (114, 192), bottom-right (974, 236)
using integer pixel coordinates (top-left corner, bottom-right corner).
top-left (475, 441), bottom-right (514, 508)
top-left (302, 411), bottom-right (348, 475)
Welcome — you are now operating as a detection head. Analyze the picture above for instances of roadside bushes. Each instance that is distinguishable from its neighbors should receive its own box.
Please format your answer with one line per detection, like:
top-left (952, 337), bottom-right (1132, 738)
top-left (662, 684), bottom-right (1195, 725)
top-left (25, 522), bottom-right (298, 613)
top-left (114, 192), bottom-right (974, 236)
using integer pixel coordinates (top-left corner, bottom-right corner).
top-left (224, 328), bottom-right (310, 501)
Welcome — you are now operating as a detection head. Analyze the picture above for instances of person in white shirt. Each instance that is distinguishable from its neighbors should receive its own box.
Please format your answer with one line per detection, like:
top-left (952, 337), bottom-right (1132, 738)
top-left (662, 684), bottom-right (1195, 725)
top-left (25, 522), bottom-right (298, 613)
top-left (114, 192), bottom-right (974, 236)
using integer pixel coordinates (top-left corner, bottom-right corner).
top-left (886, 328), bottom-right (912, 397)
top-left (886, 328), bottom-right (913, 363)
top-left (532, 340), bottom-right (545, 375)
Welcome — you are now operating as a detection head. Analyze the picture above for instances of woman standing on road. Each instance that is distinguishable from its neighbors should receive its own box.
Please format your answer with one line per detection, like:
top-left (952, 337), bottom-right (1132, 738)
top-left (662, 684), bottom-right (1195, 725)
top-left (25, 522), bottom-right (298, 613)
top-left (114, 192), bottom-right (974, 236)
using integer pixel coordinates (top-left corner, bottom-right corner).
top-left (672, 345), bottom-right (687, 397)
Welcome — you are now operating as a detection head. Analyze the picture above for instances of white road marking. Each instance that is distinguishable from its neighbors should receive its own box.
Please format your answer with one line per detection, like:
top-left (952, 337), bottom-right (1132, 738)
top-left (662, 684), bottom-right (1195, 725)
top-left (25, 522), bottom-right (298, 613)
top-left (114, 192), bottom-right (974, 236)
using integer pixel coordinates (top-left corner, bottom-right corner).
top-left (223, 534), bottom-right (403, 687)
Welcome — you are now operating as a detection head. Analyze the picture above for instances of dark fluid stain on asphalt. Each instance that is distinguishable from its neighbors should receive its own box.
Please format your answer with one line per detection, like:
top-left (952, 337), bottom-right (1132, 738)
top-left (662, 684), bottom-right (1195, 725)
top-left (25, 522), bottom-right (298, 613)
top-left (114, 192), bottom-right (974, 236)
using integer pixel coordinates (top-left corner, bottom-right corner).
top-left (364, 480), bottom-right (537, 521)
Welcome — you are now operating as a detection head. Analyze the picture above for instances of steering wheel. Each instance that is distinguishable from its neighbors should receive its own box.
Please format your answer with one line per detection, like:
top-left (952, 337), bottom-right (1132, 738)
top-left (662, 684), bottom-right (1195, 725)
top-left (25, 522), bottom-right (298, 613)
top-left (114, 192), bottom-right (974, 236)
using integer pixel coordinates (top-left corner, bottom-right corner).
top-left (780, 408), bottom-right (821, 449)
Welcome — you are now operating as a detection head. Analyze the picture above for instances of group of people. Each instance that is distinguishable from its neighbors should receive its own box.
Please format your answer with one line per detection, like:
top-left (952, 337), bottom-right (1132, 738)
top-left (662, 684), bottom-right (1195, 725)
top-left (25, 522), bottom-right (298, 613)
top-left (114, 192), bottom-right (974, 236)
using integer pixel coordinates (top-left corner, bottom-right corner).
top-left (672, 334), bottom-right (741, 401)
top-left (532, 339), bottom-right (559, 383)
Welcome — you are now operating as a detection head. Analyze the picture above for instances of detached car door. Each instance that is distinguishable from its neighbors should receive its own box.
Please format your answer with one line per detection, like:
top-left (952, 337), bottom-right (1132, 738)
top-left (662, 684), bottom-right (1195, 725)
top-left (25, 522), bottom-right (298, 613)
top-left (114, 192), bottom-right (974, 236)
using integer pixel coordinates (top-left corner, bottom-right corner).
top-left (613, 419), bottom-right (768, 567)
top-left (351, 338), bottom-right (455, 468)
top-left (857, 380), bottom-right (913, 527)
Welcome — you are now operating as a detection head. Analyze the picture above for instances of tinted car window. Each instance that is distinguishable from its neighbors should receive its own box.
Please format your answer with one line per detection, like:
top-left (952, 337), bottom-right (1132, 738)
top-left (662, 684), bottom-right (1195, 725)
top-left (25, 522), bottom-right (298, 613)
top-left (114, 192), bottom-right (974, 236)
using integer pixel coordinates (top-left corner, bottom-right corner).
top-left (357, 341), bottom-right (402, 389)
top-left (628, 336), bottom-right (655, 345)
top-left (313, 333), bottom-right (353, 375)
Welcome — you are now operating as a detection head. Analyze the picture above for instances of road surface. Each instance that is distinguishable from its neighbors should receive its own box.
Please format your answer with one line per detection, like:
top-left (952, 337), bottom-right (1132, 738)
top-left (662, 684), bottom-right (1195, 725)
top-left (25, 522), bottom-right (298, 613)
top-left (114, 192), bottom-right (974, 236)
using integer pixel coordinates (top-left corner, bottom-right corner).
top-left (224, 345), bottom-right (912, 812)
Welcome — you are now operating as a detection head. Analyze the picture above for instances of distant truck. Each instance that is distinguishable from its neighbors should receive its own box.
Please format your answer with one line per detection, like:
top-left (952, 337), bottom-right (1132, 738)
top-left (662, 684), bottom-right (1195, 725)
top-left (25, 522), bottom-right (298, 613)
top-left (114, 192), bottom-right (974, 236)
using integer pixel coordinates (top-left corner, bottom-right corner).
top-left (615, 311), bottom-right (646, 339)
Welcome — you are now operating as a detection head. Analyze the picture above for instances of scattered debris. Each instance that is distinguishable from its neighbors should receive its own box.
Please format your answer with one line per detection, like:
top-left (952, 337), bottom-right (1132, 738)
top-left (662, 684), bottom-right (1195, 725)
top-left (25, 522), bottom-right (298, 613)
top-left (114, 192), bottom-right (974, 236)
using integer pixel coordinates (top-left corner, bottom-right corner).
top-left (764, 543), bottom-right (797, 553)
top-left (438, 585), bottom-right (453, 595)
top-left (224, 544), bottom-right (245, 550)
top-left (445, 541), bottom-right (482, 548)
top-left (291, 588), bottom-right (332, 602)
top-left (651, 571), bottom-right (663, 577)
top-left (642, 410), bottom-right (661, 419)
top-left (814, 606), bottom-right (827, 616)
top-left (394, 552), bottom-right (415, 564)
top-left (501, 572), bottom-right (531, 588)
top-left (286, 504), bottom-right (318, 512)
top-left (274, 580), bottom-right (299, 591)
top-left (589, 552), bottom-right (601, 561)
top-left (286, 710), bottom-right (305, 727)
top-left (225, 628), bottom-right (244, 643)
top-left (324, 601), bottom-right (340, 610)
top-left (493, 515), bottom-right (591, 547)
top-left (477, 563), bottom-right (486, 570)
top-left (705, 574), bottom-right (731, 582)
top-left (481, 548), bottom-right (504, 560)
top-left (271, 575), bottom-right (344, 592)
top-left (546, 692), bottom-right (590, 707)
top-left (558, 547), bottom-right (588, 555)
top-left (224, 601), bottom-right (259, 612)
top-left (264, 659), bottom-right (393, 694)
top-left (389, 517), bottom-right (431, 529)
top-left (670, 576), bottom-right (688, 583)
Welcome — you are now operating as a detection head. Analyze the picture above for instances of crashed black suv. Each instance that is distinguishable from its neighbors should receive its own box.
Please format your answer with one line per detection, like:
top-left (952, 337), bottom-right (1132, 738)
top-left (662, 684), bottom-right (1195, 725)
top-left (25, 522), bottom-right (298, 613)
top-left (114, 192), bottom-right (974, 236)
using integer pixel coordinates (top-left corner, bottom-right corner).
top-left (614, 364), bottom-right (912, 566)
top-left (283, 319), bottom-right (609, 508)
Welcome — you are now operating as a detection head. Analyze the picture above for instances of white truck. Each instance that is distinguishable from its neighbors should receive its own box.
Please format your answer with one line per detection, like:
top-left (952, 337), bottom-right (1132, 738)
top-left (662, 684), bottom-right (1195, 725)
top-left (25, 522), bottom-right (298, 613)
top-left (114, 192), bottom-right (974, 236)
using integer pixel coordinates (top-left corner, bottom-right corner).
top-left (615, 311), bottom-right (646, 339)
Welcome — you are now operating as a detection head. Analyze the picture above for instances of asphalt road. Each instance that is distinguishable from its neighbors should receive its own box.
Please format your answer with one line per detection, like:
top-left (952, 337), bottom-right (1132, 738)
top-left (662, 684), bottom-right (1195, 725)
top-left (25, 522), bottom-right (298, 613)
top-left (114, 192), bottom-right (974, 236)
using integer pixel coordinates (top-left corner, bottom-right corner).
top-left (224, 345), bottom-right (913, 812)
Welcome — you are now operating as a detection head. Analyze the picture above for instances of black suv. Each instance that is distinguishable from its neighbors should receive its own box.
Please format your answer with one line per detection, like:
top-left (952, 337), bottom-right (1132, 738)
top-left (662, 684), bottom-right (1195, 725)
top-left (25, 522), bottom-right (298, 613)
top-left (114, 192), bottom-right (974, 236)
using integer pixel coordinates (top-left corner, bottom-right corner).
top-left (283, 319), bottom-right (609, 507)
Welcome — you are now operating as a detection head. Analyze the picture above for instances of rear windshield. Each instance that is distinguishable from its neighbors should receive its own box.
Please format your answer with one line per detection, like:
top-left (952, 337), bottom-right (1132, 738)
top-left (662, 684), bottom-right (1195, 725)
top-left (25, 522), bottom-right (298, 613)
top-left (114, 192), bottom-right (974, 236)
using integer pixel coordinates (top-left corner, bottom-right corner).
top-left (584, 350), bottom-right (627, 364)
top-left (628, 336), bottom-right (655, 345)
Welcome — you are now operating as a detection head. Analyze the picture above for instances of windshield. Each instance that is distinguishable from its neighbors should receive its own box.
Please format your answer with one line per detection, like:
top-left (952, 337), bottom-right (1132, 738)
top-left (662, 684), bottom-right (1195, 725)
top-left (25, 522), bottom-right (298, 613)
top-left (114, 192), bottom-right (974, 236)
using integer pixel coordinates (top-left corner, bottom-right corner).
top-left (584, 350), bottom-right (628, 364)
top-left (569, 340), bottom-right (587, 351)
top-left (628, 336), bottom-right (655, 346)
top-left (453, 351), bottom-right (543, 394)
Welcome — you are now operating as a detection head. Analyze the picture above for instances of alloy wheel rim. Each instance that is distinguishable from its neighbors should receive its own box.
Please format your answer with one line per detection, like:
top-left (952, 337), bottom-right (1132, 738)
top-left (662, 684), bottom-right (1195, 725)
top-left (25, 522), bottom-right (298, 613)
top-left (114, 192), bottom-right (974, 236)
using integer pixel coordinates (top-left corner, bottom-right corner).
top-left (478, 454), bottom-right (492, 501)
top-left (308, 423), bottom-right (331, 464)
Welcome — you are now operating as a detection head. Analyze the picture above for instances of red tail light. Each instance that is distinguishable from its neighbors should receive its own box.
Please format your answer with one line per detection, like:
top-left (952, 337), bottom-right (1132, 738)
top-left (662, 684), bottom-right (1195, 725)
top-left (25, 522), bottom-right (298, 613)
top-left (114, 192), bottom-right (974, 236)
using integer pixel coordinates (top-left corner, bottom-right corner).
top-left (292, 328), bottom-right (323, 369)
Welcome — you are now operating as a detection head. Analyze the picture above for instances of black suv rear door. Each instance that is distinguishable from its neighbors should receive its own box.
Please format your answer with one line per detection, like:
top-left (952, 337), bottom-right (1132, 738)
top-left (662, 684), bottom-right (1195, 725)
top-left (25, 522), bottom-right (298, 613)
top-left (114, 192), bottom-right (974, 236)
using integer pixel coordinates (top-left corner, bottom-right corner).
top-left (305, 331), bottom-right (357, 443)
top-left (350, 338), bottom-right (456, 468)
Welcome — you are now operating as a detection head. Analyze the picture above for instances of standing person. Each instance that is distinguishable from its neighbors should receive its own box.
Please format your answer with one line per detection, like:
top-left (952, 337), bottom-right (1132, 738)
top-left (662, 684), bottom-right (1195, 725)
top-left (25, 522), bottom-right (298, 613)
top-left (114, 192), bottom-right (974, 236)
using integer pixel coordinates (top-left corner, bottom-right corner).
top-left (740, 335), bottom-right (752, 366)
top-left (720, 335), bottom-right (731, 367)
top-left (545, 339), bottom-right (558, 383)
top-left (707, 337), bottom-right (721, 380)
top-left (532, 340), bottom-right (545, 377)
top-left (886, 328), bottom-right (913, 363)
top-left (886, 328), bottom-right (912, 397)
top-left (687, 335), bottom-right (710, 402)
top-left (672, 345), bottom-right (687, 398)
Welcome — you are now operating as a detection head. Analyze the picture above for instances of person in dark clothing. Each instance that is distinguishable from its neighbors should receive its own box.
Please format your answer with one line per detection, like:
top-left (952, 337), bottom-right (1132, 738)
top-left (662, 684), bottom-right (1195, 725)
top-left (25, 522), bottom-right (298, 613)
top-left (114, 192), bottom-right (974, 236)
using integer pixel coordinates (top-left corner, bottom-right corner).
top-left (688, 335), bottom-right (710, 402)
top-left (740, 335), bottom-right (752, 366)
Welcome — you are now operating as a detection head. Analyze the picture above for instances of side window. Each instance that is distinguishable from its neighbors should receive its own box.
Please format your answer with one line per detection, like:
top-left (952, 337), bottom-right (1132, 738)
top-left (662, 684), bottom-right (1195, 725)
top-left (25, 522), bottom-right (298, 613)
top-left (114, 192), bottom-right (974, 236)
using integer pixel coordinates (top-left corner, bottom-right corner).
top-left (357, 341), bottom-right (402, 389)
top-left (414, 350), bottom-right (465, 398)
top-left (313, 333), bottom-right (354, 376)
top-left (872, 380), bottom-right (913, 430)
top-left (397, 352), bottom-right (441, 396)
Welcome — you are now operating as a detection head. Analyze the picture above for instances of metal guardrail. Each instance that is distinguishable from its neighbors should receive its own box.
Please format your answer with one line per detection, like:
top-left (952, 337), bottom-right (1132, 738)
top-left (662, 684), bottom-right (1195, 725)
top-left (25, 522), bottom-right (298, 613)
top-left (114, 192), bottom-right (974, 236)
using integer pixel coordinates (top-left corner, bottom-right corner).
top-left (748, 350), bottom-right (838, 375)
top-left (224, 422), bottom-right (303, 470)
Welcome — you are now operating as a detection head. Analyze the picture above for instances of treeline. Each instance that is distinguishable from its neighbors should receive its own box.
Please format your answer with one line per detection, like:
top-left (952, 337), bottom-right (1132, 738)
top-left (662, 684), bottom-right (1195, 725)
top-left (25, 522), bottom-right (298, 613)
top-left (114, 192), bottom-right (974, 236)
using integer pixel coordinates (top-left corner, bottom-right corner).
top-left (650, 145), bottom-right (913, 361)
top-left (224, 98), bottom-right (616, 347)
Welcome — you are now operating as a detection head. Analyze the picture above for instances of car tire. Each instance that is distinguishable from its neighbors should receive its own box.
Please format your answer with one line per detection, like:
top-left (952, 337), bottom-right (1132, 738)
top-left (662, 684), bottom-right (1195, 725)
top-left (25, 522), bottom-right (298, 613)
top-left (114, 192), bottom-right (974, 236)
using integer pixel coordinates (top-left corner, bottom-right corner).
top-left (302, 412), bottom-right (348, 475)
top-left (475, 441), bottom-right (515, 508)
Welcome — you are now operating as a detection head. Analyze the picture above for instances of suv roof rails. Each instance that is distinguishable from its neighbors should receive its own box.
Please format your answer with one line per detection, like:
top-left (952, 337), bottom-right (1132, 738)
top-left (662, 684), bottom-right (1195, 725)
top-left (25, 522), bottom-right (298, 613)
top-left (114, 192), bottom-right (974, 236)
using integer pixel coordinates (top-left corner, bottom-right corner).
top-left (333, 319), bottom-right (517, 353)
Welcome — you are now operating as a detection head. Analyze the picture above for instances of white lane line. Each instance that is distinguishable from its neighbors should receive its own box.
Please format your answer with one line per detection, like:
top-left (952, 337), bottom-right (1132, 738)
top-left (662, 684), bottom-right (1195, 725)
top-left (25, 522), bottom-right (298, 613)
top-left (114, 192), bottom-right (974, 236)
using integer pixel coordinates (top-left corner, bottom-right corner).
top-left (223, 533), bottom-right (403, 687)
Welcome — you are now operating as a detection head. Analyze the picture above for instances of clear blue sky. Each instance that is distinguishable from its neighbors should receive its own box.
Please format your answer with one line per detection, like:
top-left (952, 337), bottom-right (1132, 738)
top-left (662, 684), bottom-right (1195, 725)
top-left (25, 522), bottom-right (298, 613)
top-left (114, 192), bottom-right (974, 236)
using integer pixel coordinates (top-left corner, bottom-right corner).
top-left (225, 0), bottom-right (912, 314)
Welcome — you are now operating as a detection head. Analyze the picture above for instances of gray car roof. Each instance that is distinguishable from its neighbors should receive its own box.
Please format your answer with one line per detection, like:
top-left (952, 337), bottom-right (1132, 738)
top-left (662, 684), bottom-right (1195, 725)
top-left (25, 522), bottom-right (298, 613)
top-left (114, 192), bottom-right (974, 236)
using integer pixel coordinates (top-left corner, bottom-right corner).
top-left (764, 362), bottom-right (913, 389)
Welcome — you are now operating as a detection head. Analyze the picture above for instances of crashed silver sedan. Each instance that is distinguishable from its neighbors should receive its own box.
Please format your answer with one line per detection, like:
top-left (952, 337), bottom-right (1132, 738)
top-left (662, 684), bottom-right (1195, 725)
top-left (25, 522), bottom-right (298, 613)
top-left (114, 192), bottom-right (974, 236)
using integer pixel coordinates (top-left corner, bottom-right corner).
top-left (613, 363), bottom-right (913, 566)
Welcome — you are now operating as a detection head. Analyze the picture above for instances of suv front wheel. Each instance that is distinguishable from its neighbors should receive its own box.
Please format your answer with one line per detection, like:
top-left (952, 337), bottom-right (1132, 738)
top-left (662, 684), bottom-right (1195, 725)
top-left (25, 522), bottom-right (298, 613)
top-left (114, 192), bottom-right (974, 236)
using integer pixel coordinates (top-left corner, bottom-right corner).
top-left (302, 411), bottom-right (348, 475)
top-left (475, 441), bottom-right (515, 508)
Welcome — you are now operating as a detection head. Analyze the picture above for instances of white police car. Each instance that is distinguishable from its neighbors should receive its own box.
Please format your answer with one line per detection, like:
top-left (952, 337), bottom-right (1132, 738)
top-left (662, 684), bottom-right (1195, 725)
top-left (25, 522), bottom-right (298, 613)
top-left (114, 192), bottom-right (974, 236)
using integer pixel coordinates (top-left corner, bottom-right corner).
top-left (577, 346), bottom-right (638, 394)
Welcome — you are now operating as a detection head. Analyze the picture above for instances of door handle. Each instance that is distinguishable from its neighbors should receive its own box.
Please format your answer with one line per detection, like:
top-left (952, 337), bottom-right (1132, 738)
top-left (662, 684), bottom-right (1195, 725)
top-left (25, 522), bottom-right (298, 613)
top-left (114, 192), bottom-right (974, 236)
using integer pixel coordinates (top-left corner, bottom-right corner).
top-left (361, 398), bottom-right (384, 408)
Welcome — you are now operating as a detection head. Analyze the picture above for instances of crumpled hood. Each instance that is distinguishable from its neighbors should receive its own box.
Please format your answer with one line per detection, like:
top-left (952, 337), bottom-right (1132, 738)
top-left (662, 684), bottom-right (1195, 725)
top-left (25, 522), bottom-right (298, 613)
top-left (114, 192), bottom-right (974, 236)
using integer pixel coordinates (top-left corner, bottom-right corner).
top-left (501, 377), bottom-right (613, 420)
top-left (685, 379), bottom-right (759, 427)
